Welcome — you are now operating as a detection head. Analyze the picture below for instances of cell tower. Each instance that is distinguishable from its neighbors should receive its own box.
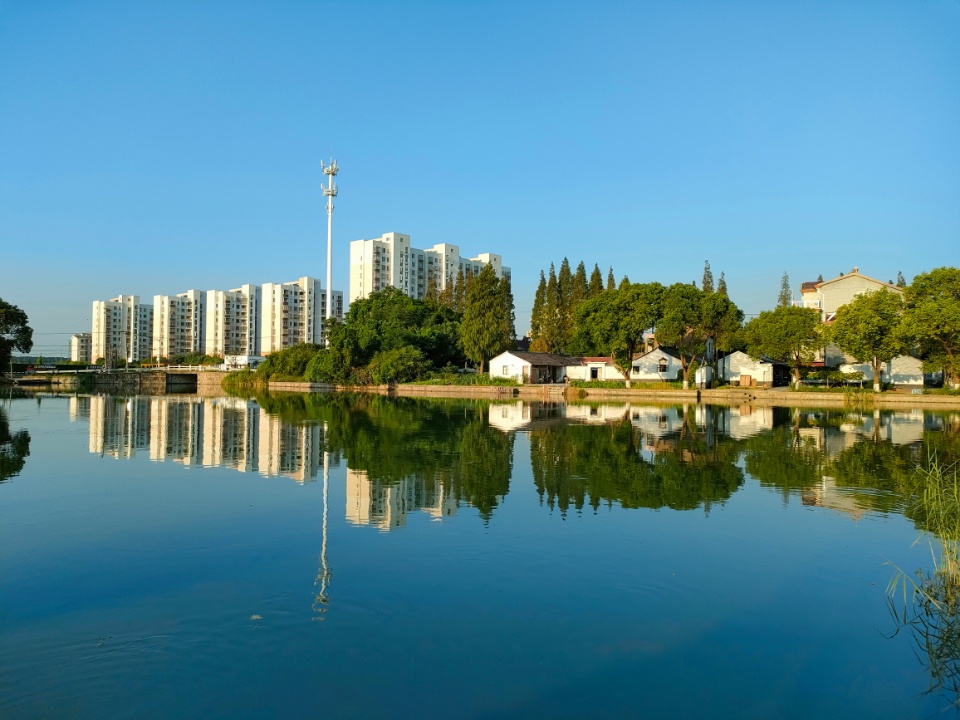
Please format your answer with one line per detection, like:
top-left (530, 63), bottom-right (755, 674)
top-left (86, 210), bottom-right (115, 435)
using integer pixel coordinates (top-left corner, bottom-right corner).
top-left (321, 158), bottom-right (339, 341)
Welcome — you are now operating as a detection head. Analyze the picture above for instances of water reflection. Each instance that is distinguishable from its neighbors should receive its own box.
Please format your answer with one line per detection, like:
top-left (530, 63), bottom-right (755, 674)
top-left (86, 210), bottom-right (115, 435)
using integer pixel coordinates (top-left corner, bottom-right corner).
top-left (0, 403), bottom-right (31, 482)
top-left (72, 394), bottom-right (960, 528)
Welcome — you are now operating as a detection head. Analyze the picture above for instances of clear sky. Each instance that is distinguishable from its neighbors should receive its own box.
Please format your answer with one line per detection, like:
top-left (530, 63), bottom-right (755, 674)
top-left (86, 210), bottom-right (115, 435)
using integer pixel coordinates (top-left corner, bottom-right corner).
top-left (1, 0), bottom-right (958, 357)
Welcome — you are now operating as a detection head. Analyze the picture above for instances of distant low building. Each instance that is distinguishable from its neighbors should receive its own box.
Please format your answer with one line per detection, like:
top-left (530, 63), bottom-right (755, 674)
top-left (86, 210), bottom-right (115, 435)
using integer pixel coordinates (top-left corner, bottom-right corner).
top-left (489, 351), bottom-right (580, 384)
top-left (717, 351), bottom-right (790, 388)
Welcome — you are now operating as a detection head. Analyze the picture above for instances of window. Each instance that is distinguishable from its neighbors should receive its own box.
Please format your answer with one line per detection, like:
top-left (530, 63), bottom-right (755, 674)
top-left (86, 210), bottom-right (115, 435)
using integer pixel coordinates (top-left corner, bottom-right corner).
top-left (658, 360), bottom-right (668, 373)
top-left (503, 365), bottom-right (509, 375)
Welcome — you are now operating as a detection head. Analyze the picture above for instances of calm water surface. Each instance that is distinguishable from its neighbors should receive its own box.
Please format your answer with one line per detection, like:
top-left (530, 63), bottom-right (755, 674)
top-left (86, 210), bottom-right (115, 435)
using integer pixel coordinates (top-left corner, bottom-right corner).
top-left (2, 392), bottom-right (959, 719)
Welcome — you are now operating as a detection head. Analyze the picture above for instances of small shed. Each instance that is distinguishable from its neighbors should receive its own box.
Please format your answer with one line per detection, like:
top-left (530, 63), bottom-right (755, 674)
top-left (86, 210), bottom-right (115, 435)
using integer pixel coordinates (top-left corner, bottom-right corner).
top-left (489, 351), bottom-right (581, 384)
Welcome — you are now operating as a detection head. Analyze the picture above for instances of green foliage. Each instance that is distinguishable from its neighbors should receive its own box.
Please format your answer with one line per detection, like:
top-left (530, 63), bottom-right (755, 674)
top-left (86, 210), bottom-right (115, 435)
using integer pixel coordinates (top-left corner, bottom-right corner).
top-left (588, 264), bottom-right (604, 298)
top-left (743, 305), bottom-right (821, 387)
top-left (717, 271), bottom-right (728, 297)
top-left (656, 283), bottom-right (743, 388)
top-left (0, 297), bottom-right (33, 372)
top-left (255, 343), bottom-right (321, 380)
top-left (901, 267), bottom-right (960, 388)
top-left (778, 272), bottom-right (791, 307)
top-left (702, 260), bottom-right (714, 293)
top-left (461, 265), bottom-right (513, 372)
top-left (831, 288), bottom-right (905, 391)
top-left (368, 347), bottom-right (430, 384)
top-left (413, 371), bottom-right (520, 386)
top-left (576, 282), bottom-right (664, 385)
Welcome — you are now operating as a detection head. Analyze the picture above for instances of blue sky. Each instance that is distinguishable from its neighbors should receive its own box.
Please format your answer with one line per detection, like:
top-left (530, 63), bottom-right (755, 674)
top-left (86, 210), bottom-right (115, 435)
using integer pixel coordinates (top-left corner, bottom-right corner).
top-left (1, 0), bottom-right (958, 357)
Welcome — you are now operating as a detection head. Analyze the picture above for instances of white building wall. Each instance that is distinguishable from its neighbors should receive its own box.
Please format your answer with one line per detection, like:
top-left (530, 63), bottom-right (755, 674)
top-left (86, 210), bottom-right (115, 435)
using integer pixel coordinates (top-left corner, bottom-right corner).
top-left (718, 351), bottom-right (774, 385)
top-left (489, 352), bottom-right (531, 383)
top-left (70, 333), bottom-right (92, 363)
top-left (91, 295), bottom-right (153, 365)
top-left (631, 349), bottom-right (683, 382)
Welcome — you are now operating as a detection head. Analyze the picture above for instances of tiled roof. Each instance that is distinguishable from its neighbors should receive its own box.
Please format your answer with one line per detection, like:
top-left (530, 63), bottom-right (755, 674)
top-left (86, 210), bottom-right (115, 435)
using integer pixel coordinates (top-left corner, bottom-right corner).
top-left (507, 351), bottom-right (582, 367)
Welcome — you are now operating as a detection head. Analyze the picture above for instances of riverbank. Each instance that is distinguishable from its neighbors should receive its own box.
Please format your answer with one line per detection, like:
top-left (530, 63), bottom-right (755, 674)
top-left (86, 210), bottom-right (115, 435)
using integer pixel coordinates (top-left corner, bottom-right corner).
top-left (248, 377), bottom-right (960, 409)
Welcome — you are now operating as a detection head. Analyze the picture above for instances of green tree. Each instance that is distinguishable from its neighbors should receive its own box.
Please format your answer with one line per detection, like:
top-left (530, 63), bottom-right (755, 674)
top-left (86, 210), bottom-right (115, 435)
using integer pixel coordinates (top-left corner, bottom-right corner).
top-left (0, 298), bottom-right (33, 374)
top-left (702, 261), bottom-right (714, 293)
top-left (606, 267), bottom-right (616, 291)
top-left (425, 274), bottom-right (440, 304)
top-left (778, 272), bottom-right (792, 307)
top-left (461, 265), bottom-right (511, 372)
top-left (830, 288), bottom-right (905, 392)
top-left (817, 273), bottom-right (824, 283)
top-left (576, 282), bottom-right (664, 386)
top-left (742, 305), bottom-right (821, 388)
top-left (656, 284), bottom-right (742, 389)
top-left (0, 405), bottom-right (31, 481)
top-left (588, 264), bottom-right (604, 298)
top-left (453, 268), bottom-right (467, 314)
top-left (896, 271), bottom-right (907, 288)
top-left (530, 270), bottom-right (547, 348)
top-left (900, 267), bottom-right (960, 388)
top-left (557, 258), bottom-right (573, 350)
top-left (539, 263), bottom-right (564, 352)
top-left (368, 347), bottom-right (430, 384)
top-left (717, 271), bottom-right (727, 296)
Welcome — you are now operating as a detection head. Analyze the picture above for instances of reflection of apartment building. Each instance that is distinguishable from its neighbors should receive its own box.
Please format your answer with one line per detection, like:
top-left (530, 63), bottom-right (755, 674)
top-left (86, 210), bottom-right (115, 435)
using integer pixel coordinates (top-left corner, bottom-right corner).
top-left (258, 410), bottom-right (322, 483)
top-left (89, 396), bottom-right (152, 458)
top-left (149, 398), bottom-right (204, 466)
top-left (153, 290), bottom-right (206, 359)
top-left (91, 295), bottom-right (154, 364)
top-left (202, 397), bottom-right (260, 472)
top-left (205, 284), bottom-right (261, 357)
top-left (68, 395), bottom-right (91, 422)
top-left (260, 277), bottom-right (344, 354)
top-left (345, 468), bottom-right (457, 530)
top-left (70, 333), bottom-right (92, 363)
top-left (349, 232), bottom-right (510, 303)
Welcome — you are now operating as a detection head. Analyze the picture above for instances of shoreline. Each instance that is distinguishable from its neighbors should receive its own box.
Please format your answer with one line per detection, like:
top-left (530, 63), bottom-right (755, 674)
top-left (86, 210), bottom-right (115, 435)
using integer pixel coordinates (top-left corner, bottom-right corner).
top-left (255, 378), bottom-right (960, 409)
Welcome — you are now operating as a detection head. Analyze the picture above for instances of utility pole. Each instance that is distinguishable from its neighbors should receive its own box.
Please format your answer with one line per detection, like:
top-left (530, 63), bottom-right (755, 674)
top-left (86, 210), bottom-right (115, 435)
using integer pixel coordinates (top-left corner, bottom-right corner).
top-left (321, 158), bottom-right (339, 347)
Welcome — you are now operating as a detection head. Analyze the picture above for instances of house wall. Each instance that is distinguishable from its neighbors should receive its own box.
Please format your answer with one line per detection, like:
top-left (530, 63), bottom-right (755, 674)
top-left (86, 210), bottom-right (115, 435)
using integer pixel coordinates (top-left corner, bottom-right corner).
top-left (632, 349), bottom-right (683, 382)
top-left (839, 355), bottom-right (923, 387)
top-left (718, 352), bottom-right (773, 386)
top-left (490, 353), bottom-right (531, 383)
top-left (819, 275), bottom-right (897, 318)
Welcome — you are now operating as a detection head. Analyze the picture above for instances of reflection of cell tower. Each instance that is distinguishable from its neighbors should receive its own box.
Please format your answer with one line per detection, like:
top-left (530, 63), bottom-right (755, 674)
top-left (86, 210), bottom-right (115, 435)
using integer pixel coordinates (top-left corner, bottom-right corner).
top-left (321, 158), bottom-right (339, 345)
top-left (314, 422), bottom-right (332, 618)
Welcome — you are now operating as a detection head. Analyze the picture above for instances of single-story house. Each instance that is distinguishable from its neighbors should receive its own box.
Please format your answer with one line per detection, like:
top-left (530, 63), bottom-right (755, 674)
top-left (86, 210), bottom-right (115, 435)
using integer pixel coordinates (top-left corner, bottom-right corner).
top-left (718, 351), bottom-right (790, 387)
top-left (839, 354), bottom-right (923, 389)
top-left (565, 357), bottom-right (623, 382)
top-left (631, 347), bottom-right (684, 383)
top-left (489, 351), bottom-right (582, 384)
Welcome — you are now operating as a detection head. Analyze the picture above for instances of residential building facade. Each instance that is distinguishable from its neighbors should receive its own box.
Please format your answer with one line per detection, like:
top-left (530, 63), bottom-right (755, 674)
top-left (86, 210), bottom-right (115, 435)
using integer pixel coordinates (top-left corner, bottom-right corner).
top-left (153, 289), bottom-right (206, 360)
top-left (70, 333), bottom-right (92, 363)
top-left (205, 284), bottom-right (262, 357)
top-left (349, 232), bottom-right (510, 303)
top-left (260, 277), bottom-right (343, 355)
top-left (91, 295), bottom-right (154, 365)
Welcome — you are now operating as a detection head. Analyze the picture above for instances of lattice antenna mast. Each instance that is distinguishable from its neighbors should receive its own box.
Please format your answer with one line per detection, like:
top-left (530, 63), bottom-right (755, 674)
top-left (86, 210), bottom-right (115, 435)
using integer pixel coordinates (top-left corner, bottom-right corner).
top-left (321, 159), bottom-right (339, 344)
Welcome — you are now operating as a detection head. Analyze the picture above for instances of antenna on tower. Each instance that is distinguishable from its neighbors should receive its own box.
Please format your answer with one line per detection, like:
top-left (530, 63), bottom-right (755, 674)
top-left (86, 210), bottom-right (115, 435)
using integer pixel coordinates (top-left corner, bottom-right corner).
top-left (321, 158), bottom-right (339, 345)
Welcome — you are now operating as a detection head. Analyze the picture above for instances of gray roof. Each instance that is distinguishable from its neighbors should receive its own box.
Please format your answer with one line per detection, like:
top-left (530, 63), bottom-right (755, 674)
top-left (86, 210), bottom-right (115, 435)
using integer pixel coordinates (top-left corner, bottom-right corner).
top-left (507, 351), bottom-right (582, 367)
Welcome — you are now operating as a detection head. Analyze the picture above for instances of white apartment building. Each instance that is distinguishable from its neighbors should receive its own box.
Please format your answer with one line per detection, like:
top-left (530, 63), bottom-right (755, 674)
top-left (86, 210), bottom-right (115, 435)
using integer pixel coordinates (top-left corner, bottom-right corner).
top-left (798, 267), bottom-right (901, 322)
top-left (153, 289), bottom-right (206, 360)
top-left (260, 276), bottom-right (343, 354)
top-left (205, 284), bottom-right (261, 357)
top-left (70, 333), bottom-right (92, 363)
top-left (349, 232), bottom-right (510, 303)
top-left (91, 295), bottom-right (154, 365)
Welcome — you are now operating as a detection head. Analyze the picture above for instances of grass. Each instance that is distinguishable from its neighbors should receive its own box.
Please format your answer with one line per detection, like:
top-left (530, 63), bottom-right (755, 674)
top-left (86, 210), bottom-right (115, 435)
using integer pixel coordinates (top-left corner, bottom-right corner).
top-left (887, 457), bottom-right (960, 704)
top-left (568, 379), bottom-right (684, 390)
top-left (412, 373), bottom-right (520, 387)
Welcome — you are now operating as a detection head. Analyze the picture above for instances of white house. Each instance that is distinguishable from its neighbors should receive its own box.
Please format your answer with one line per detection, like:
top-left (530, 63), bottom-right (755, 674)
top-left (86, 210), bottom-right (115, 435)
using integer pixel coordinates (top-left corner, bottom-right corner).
top-left (718, 351), bottom-right (790, 387)
top-left (564, 357), bottom-right (624, 382)
top-left (631, 347), bottom-right (683, 383)
top-left (489, 351), bottom-right (582, 384)
top-left (839, 355), bottom-right (924, 389)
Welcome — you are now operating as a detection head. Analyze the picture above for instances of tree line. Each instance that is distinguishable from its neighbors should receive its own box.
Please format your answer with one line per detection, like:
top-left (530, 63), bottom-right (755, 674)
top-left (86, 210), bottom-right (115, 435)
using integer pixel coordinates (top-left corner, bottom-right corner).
top-left (239, 264), bottom-right (516, 385)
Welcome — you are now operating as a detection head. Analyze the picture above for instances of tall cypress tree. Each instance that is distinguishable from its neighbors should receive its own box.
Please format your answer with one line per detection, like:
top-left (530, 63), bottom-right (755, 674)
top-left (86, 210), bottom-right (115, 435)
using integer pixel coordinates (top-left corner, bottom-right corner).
top-left (462, 265), bottom-right (508, 373)
top-left (717, 272), bottom-right (728, 297)
top-left (557, 258), bottom-right (573, 352)
top-left (606, 267), bottom-right (616, 291)
top-left (702, 261), bottom-right (714, 293)
top-left (543, 264), bottom-right (563, 351)
top-left (588, 264), bottom-right (604, 298)
top-left (777, 272), bottom-right (791, 308)
top-left (530, 270), bottom-right (547, 344)
top-left (896, 271), bottom-right (906, 288)
top-left (454, 268), bottom-right (467, 313)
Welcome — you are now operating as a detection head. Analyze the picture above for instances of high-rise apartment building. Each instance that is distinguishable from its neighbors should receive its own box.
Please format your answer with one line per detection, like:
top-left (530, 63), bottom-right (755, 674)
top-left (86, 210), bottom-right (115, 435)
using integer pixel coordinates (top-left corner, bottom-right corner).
top-left (205, 284), bottom-right (261, 357)
top-left (153, 289), bottom-right (206, 360)
top-left (260, 277), bottom-right (343, 355)
top-left (349, 232), bottom-right (510, 303)
top-left (70, 333), bottom-right (92, 363)
top-left (91, 295), bottom-right (154, 365)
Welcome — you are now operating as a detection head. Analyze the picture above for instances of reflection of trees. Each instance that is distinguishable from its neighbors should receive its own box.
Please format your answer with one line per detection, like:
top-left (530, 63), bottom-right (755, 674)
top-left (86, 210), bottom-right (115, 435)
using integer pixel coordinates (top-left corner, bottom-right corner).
top-left (742, 426), bottom-right (825, 500)
top-left (0, 405), bottom-right (30, 482)
top-left (530, 409), bottom-right (744, 514)
top-left (250, 392), bottom-right (513, 519)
